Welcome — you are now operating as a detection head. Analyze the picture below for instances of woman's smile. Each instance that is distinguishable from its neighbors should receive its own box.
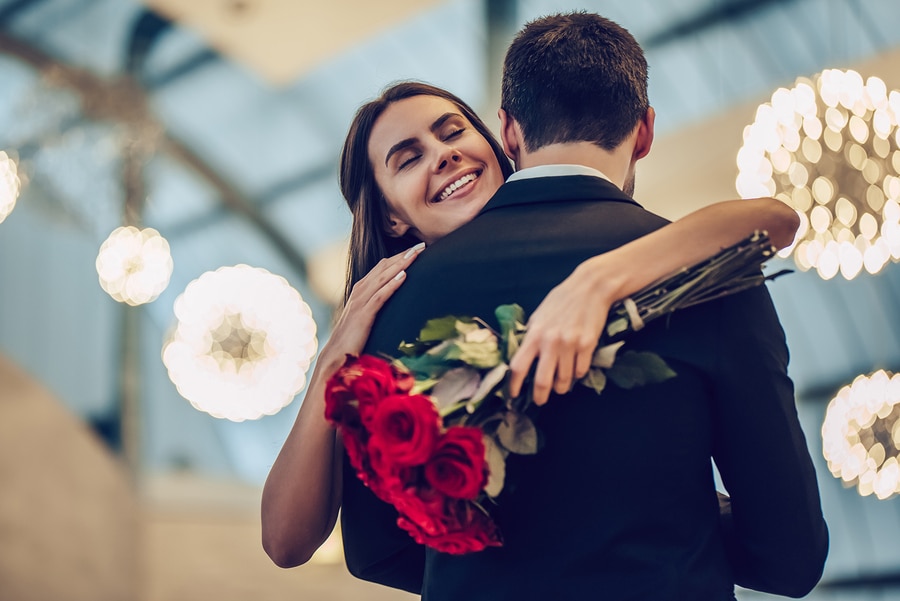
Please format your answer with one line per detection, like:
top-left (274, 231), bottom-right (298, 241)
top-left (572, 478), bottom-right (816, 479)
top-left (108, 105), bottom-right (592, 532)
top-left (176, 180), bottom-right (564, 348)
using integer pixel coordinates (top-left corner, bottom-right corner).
top-left (432, 169), bottom-right (482, 203)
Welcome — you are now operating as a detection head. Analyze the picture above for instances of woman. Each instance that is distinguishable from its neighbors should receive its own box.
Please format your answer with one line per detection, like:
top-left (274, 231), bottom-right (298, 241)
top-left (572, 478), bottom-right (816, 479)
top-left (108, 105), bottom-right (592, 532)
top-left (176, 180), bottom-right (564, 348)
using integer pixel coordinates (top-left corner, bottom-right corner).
top-left (261, 81), bottom-right (799, 569)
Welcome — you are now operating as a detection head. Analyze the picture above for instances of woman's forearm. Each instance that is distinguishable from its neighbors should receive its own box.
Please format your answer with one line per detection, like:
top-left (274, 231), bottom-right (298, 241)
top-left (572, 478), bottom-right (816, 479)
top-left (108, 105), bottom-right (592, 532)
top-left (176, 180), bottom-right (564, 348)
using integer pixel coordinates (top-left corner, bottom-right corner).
top-left (509, 197), bottom-right (800, 403)
top-left (589, 197), bottom-right (799, 302)
top-left (260, 242), bottom-right (425, 568)
top-left (261, 353), bottom-right (344, 568)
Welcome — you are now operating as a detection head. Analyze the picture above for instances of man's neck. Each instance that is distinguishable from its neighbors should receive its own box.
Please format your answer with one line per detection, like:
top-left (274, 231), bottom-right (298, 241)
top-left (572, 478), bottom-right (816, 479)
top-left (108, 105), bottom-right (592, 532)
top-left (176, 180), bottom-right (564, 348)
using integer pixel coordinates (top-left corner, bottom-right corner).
top-left (516, 142), bottom-right (631, 190)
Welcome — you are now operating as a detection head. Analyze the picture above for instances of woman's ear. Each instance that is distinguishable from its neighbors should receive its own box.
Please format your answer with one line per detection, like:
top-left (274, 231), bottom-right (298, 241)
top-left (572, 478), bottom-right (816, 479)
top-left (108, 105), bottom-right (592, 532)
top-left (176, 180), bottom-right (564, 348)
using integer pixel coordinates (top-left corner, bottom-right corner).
top-left (385, 210), bottom-right (411, 238)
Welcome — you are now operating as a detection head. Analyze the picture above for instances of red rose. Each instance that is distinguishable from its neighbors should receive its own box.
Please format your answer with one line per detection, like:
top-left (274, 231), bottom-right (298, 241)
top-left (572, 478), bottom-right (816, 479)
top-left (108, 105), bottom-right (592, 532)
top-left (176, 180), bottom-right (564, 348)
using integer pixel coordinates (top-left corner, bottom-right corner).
top-left (326, 355), bottom-right (405, 425)
top-left (366, 441), bottom-right (419, 496)
top-left (424, 427), bottom-right (488, 500)
top-left (392, 487), bottom-right (449, 538)
top-left (353, 355), bottom-right (399, 392)
top-left (397, 497), bottom-right (502, 554)
top-left (368, 394), bottom-right (441, 470)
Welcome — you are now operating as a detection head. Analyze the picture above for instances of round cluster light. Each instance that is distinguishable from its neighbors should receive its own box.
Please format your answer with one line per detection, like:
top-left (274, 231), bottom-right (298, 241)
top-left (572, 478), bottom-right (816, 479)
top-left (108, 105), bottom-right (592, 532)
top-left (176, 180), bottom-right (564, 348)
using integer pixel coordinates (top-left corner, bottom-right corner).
top-left (96, 226), bottom-right (174, 305)
top-left (822, 369), bottom-right (900, 500)
top-left (162, 264), bottom-right (318, 421)
top-left (0, 151), bottom-right (22, 224)
top-left (737, 69), bottom-right (900, 280)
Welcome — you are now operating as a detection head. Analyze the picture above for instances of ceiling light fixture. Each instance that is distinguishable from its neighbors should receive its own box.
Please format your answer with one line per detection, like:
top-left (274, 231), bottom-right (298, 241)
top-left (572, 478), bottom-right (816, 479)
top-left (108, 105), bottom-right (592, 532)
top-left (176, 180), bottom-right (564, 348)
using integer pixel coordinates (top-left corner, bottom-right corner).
top-left (737, 69), bottom-right (900, 280)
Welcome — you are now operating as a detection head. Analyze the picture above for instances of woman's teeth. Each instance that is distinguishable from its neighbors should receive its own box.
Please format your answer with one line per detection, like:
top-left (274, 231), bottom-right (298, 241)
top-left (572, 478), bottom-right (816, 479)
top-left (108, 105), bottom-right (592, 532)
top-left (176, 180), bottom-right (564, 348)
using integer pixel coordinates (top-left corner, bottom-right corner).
top-left (437, 173), bottom-right (477, 201)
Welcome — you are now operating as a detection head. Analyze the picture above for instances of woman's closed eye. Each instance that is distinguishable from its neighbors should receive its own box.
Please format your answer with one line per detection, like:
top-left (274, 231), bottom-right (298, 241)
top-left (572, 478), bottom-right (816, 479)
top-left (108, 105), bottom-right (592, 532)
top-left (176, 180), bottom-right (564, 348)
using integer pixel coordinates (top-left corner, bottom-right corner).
top-left (398, 153), bottom-right (421, 170)
top-left (442, 127), bottom-right (465, 141)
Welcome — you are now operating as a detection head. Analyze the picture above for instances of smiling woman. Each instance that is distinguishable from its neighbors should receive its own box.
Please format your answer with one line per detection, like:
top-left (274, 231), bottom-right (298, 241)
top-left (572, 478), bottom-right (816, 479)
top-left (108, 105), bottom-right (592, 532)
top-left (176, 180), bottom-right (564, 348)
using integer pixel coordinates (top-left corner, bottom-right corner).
top-left (367, 95), bottom-right (507, 245)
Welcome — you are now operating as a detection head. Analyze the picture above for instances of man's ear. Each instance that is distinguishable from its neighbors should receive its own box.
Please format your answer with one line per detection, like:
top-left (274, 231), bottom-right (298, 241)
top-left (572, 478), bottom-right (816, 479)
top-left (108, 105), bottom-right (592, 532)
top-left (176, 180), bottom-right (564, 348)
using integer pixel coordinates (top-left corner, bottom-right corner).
top-left (633, 106), bottom-right (655, 161)
top-left (498, 108), bottom-right (522, 165)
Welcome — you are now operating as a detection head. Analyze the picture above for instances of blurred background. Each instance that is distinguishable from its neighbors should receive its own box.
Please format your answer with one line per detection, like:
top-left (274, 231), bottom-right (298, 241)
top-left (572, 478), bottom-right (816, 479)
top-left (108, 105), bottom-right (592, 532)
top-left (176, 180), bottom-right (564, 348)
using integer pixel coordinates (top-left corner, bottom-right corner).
top-left (1, 0), bottom-right (899, 599)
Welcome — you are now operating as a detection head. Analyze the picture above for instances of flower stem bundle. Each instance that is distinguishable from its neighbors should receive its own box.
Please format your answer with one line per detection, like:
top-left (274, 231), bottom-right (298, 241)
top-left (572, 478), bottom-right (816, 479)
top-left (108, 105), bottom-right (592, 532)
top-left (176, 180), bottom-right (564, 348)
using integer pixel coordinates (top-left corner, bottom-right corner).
top-left (603, 230), bottom-right (790, 343)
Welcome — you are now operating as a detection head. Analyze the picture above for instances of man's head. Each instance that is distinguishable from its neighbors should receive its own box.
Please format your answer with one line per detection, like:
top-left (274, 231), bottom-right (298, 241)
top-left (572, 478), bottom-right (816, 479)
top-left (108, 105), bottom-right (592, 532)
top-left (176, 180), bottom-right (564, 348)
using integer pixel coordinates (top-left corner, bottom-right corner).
top-left (500, 12), bottom-right (650, 155)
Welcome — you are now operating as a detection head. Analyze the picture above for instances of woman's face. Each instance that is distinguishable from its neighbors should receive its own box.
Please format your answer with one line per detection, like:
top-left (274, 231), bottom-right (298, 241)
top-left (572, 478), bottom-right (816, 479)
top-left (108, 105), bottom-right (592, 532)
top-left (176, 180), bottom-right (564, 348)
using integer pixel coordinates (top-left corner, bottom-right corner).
top-left (367, 95), bottom-right (506, 245)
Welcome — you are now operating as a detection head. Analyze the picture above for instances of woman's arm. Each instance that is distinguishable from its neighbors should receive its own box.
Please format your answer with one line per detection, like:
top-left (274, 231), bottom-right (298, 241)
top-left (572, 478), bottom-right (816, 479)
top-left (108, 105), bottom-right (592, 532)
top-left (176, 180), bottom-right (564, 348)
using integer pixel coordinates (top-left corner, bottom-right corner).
top-left (508, 197), bottom-right (800, 404)
top-left (261, 242), bottom-right (425, 568)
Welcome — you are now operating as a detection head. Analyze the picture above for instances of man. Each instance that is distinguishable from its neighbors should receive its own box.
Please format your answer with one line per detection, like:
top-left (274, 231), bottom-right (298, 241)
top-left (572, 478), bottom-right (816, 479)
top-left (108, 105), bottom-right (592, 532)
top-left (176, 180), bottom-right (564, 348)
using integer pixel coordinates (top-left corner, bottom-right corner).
top-left (342, 12), bottom-right (828, 600)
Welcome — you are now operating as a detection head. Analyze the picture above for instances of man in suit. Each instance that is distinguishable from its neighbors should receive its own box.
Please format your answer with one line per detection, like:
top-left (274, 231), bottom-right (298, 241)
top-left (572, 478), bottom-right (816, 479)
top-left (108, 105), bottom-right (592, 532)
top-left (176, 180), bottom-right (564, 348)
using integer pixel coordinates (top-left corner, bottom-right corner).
top-left (342, 12), bottom-right (828, 600)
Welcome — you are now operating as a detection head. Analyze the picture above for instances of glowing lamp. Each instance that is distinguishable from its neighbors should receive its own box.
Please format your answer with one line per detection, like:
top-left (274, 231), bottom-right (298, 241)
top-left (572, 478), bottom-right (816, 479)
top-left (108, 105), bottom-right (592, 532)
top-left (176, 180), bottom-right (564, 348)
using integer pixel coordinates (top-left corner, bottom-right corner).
top-left (162, 265), bottom-right (318, 421)
top-left (737, 69), bottom-right (900, 280)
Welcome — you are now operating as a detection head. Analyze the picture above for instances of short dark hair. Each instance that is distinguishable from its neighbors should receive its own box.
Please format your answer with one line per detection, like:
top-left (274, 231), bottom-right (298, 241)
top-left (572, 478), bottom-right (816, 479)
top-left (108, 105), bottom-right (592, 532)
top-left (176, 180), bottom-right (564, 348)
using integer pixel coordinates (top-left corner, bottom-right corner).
top-left (501, 11), bottom-right (649, 152)
top-left (339, 81), bottom-right (513, 303)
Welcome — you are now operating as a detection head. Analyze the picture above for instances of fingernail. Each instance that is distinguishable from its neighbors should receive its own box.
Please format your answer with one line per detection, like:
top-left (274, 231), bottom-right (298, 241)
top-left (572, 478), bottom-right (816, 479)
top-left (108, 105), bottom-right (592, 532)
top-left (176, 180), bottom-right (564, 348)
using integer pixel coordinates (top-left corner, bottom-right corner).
top-left (393, 270), bottom-right (406, 281)
top-left (404, 242), bottom-right (426, 258)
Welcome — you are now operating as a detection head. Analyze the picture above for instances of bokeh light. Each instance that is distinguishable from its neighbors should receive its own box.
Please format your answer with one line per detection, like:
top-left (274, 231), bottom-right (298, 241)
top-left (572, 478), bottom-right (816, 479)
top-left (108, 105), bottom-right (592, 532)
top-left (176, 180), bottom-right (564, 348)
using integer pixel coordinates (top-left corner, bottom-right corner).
top-left (0, 151), bottom-right (22, 224)
top-left (162, 264), bottom-right (318, 421)
top-left (822, 369), bottom-right (900, 500)
top-left (737, 69), bottom-right (900, 280)
top-left (96, 226), bottom-right (174, 305)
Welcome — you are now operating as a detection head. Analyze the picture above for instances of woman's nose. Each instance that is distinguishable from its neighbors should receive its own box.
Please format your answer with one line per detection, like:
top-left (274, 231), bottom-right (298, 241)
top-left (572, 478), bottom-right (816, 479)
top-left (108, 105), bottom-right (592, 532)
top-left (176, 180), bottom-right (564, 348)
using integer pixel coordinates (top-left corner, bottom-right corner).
top-left (435, 149), bottom-right (461, 171)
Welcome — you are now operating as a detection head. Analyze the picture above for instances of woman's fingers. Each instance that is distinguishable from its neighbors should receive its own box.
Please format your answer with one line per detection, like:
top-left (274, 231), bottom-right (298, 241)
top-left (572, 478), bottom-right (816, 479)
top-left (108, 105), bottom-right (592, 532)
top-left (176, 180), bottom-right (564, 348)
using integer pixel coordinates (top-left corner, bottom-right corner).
top-left (508, 338), bottom-right (536, 399)
top-left (366, 269), bottom-right (407, 311)
top-left (348, 242), bottom-right (425, 306)
top-left (529, 345), bottom-right (557, 406)
top-left (328, 242), bottom-right (425, 359)
top-left (551, 342), bottom-right (575, 396)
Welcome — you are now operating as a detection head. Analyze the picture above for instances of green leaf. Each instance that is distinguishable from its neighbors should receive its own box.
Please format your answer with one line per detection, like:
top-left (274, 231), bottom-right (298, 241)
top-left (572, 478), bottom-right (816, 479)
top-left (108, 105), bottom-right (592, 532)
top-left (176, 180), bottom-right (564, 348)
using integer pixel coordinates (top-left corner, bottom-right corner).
top-left (605, 316), bottom-right (629, 339)
top-left (483, 436), bottom-right (508, 498)
top-left (411, 377), bottom-right (439, 394)
top-left (496, 410), bottom-right (539, 455)
top-left (505, 329), bottom-right (521, 361)
top-left (466, 364), bottom-right (509, 412)
top-left (419, 315), bottom-right (469, 342)
top-left (454, 320), bottom-right (481, 336)
top-left (397, 351), bottom-right (455, 379)
top-left (445, 339), bottom-right (502, 369)
top-left (397, 341), bottom-right (419, 357)
top-left (606, 351), bottom-right (677, 389)
top-left (591, 341), bottom-right (625, 369)
top-left (431, 366), bottom-right (480, 410)
top-left (495, 304), bottom-right (525, 339)
top-left (581, 368), bottom-right (607, 395)
top-left (425, 339), bottom-right (456, 359)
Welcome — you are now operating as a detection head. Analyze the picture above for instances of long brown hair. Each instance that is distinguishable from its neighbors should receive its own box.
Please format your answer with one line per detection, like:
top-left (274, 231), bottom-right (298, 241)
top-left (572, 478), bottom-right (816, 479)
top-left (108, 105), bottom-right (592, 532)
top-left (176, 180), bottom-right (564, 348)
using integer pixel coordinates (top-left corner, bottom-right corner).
top-left (339, 81), bottom-right (513, 303)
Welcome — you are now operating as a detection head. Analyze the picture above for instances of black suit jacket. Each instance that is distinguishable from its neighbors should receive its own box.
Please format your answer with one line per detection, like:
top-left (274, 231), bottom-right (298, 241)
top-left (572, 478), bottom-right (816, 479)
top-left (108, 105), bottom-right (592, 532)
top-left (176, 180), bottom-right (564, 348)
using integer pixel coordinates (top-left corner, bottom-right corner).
top-left (341, 175), bottom-right (828, 600)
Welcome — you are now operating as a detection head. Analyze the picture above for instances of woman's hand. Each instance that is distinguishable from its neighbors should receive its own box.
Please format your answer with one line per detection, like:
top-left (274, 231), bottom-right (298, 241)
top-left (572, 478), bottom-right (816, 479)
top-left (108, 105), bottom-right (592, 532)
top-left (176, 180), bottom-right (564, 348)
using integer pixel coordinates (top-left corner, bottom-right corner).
top-left (508, 257), bottom-right (619, 405)
top-left (319, 242), bottom-right (426, 372)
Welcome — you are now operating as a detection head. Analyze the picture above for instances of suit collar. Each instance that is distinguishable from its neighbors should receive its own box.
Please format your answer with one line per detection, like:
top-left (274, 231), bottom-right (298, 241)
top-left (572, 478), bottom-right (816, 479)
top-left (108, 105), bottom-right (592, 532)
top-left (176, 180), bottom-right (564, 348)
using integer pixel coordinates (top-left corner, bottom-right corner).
top-left (479, 174), bottom-right (642, 215)
top-left (506, 164), bottom-right (614, 183)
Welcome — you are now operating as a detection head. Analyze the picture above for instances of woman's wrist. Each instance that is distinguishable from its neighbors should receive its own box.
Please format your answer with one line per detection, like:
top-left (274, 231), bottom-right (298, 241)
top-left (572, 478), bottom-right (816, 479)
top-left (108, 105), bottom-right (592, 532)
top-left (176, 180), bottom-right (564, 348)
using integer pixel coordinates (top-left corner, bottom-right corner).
top-left (579, 253), bottom-right (628, 304)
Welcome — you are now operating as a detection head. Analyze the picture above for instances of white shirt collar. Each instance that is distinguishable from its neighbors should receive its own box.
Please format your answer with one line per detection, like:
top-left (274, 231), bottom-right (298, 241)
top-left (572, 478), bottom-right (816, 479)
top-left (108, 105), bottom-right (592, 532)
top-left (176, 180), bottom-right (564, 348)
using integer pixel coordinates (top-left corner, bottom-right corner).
top-left (506, 164), bottom-right (615, 185)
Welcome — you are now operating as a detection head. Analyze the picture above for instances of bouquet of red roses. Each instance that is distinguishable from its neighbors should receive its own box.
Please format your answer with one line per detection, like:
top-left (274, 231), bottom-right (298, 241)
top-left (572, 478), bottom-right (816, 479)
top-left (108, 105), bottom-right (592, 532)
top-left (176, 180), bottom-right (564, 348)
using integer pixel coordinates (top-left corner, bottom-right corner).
top-left (324, 354), bottom-right (503, 553)
top-left (324, 231), bottom-right (788, 554)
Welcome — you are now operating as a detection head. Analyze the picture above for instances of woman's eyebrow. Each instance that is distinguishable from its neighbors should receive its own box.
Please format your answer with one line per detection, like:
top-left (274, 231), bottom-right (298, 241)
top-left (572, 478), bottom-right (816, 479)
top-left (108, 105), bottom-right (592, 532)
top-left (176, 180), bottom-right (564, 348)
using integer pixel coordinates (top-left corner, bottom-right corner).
top-left (384, 112), bottom-right (461, 166)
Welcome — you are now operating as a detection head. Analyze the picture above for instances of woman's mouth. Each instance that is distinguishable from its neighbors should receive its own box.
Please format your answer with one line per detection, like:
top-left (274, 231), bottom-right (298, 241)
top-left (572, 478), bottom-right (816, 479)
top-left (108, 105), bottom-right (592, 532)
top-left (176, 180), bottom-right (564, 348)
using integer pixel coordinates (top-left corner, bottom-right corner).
top-left (434, 171), bottom-right (480, 203)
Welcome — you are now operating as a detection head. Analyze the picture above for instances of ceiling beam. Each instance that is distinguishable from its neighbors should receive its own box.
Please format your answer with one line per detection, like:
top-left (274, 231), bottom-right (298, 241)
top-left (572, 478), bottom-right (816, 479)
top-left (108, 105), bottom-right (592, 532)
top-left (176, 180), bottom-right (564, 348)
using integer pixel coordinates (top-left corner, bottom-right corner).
top-left (0, 30), bottom-right (311, 282)
top-left (0, 0), bottom-right (47, 26)
top-left (643, 0), bottom-right (799, 49)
